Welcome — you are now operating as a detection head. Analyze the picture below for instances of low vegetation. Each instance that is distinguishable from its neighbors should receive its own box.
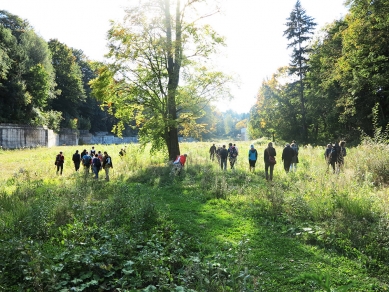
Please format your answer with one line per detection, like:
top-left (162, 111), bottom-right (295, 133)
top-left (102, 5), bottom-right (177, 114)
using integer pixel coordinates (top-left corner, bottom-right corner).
top-left (0, 141), bottom-right (389, 291)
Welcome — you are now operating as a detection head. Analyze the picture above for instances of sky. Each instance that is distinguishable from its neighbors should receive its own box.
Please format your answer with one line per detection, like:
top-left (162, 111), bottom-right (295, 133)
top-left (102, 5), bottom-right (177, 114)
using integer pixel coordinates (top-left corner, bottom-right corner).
top-left (1, 0), bottom-right (349, 114)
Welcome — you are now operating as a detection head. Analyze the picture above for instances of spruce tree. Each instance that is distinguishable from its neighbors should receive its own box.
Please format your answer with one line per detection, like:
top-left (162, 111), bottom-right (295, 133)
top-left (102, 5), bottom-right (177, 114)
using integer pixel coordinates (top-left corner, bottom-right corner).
top-left (283, 0), bottom-right (317, 142)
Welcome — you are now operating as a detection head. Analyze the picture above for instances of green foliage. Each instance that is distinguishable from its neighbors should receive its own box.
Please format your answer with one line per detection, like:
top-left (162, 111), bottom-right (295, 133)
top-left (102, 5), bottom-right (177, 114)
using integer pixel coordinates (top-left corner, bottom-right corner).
top-left (0, 10), bottom-right (56, 125)
top-left (91, 1), bottom-right (232, 159)
top-left (2, 142), bottom-right (389, 291)
top-left (48, 39), bottom-right (86, 126)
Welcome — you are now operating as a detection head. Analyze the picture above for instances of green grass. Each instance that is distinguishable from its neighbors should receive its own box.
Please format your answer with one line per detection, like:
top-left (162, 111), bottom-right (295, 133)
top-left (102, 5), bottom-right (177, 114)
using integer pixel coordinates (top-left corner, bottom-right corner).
top-left (0, 142), bottom-right (389, 291)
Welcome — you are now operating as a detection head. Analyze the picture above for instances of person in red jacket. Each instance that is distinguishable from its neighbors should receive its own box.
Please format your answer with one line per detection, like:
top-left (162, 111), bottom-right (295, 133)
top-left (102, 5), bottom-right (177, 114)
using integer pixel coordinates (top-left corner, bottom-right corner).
top-left (173, 154), bottom-right (187, 175)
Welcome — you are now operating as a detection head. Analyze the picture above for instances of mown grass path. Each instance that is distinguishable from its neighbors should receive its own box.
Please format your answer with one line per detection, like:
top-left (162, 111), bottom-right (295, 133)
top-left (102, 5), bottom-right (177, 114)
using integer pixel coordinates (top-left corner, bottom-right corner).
top-left (142, 168), bottom-right (388, 291)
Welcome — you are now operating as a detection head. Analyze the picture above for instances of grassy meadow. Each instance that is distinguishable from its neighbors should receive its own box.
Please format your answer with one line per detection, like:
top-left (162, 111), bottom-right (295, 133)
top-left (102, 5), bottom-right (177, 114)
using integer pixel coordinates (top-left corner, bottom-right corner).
top-left (1, 141), bottom-right (389, 291)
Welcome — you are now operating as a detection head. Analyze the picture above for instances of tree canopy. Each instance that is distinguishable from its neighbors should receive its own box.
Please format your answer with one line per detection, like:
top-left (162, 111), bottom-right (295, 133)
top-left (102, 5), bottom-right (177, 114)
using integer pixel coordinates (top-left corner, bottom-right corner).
top-left (249, 0), bottom-right (389, 144)
top-left (91, 0), bottom-right (232, 159)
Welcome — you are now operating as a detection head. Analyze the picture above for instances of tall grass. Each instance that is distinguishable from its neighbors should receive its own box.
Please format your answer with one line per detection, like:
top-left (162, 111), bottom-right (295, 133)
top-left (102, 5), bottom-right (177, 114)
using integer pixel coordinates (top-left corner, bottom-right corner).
top-left (0, 142), bottom-right (389, 291)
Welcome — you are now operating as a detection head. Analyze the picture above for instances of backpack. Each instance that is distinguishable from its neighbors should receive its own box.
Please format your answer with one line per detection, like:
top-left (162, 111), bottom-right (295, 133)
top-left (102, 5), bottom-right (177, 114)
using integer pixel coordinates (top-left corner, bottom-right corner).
top-left (55, 154), bottom-right (60, 165)
top-left (94, 158), bottom-right (101, 168)
top-left (330, 147), bottom-right (337, 162)
top-left (83, 155), bottom-right (91, 166)
top-left (230, 147), bottom-right (237, 158)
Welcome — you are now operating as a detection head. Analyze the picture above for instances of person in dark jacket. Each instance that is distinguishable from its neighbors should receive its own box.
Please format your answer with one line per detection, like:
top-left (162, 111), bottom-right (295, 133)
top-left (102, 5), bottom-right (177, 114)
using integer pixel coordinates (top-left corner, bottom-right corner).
top-left (281, 143), bottom-right (295, 172)
top-left (209, 144), bottom-right (216, 161)
top-left (55, 151), bottom-right (65, 175)
top-left (337, 141), bottom-right (347, 171)
top-left (102, 151), bottom-right (113, 181)
top-left (219, 145), bottom-right (228, 171)
top-left (248, 144), bottom-right (258, 172)
top-left (264, 142), bottom-right (276, 181)
top-left (72, 150), bottom-right (81, 171)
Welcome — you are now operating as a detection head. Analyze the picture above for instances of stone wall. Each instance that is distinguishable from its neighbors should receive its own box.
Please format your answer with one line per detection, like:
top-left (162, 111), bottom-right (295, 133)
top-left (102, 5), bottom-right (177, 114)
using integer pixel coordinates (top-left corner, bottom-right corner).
top-left (0, 124), bottom-right (138, 149)
top-left (0, 123), bottom-right (59, 149)
top-left (86, 131), bottom-right (138, 145)
top-left (59, 129), bottom-right (78, 145)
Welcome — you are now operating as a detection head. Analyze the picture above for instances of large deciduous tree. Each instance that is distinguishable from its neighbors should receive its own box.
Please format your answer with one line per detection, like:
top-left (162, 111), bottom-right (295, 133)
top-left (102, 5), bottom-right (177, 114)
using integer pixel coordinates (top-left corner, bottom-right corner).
top-left (91, 0), bottom-right (231, 160)
top-left (283, 0), bottom-right (316, 142)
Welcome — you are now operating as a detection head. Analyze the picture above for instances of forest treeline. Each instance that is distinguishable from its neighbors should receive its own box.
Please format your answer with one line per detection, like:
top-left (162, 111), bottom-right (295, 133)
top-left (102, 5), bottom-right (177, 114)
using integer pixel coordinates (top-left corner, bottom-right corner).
top-left (249, 0), bottom-right (389, 145)
top-left (0, 10), bottom-right (246, 140)
top-left (0, 10), bottom-right (117, 133)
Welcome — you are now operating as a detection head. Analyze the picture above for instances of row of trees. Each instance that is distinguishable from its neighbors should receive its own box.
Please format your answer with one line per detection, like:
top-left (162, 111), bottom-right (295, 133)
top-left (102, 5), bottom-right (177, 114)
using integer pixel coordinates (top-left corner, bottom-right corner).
top-left (249, 0), bottom-right (389, 144)
top-left (0, 10), bottom-right (116, 133)
top-left (1, 5), bottom-right (246, 159)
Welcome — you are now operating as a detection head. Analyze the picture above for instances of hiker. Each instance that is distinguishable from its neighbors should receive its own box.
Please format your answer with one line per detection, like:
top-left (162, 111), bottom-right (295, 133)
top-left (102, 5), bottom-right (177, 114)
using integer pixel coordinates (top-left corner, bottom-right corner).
top-left (324, 143), bottom-right (334, 172)
top-left (80, 149), bottom-right (87, 159)
top-left (119, 148), bottom-right (125, 158)
top-left (72, 150), bottom-right (81, 171)
top-left (228, 143), bottom-right (238, 169)
top-left (216, 146), bottom-right (222, 164)
top-left (292, 140), bottom-right (299, 152)
top-left (90, 146), bottom-right (96, 157)
top-left (338, 141), bottom-right (347, 170)
top-left (209, 144), bottom-right (216, 161)
top-left (173, 153), bottom-right (188, 175)
top-left (290, 142), bottom-right (299, 172)
top-left (55, 151), bottom-right (65, 175)
top-left (92, 154), bottom-right (102, 179)
top-left (282, 143), bottom-right (295, 173)
top-left (219, 145), bottom-right (228, 171)
top-left (97, 150), bottom-right (103, 161)
top-left (248, 144), bottom-right (258, 172)
top-left (102, 151), bottom-right (113, 181)
top-left (233, 143), bottom-right (239, 164)
top-left (264, 142), bottom-right (276, 181)
top-left (82, 151), bottom-right (92, 173)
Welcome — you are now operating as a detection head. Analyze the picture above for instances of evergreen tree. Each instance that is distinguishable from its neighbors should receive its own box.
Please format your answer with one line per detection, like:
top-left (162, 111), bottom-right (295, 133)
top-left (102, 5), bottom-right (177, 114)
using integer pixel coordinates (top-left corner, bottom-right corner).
top-left (283, 0), bottom-right (317, 142)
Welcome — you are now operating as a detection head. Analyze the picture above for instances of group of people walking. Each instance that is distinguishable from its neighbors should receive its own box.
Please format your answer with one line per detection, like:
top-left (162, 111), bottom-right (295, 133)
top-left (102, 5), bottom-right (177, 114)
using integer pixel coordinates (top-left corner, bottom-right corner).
top-left (210, 143), bottom-right (239, 170)
top-left (324, 141), bottom-right (347, 174)
top-left (209, 139), bottom-right (346, 181)
top-left (54, 146), bottom-right (113, 181)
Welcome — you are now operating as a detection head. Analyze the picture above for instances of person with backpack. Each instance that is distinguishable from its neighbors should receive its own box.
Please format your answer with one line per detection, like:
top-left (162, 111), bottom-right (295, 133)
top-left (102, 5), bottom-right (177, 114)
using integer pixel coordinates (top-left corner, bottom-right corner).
top-left (328, 143), bottom-right (338, 173)
top-left (72, 150), bottom-right (81, 171)
top-left (82, 151), bottom-right (92, 173)
top-left (248, 144), bottom-right (258, 172)
top-left (264, 142), bottom-right (276, 181)
top-left (102, 151), bottom-right (113, 181)
top-left (55, 151), bottom-right (64, 175)
top-left (282, 143), bottom-right (295, 173)
top-left (337, 141), bottom-right (347, 172)
top-left (219, 145), bottom-right (228, 171)
top-left (209, 144), bottom-right (216, 161)
top-left (228, 143), bottom-right (238, 169)
top-left (92, 154), bottom-right (102, 179)
top-left (90, 146), bottom-right (96, 157)
top-left (233, 143), bottom-right (239, 165)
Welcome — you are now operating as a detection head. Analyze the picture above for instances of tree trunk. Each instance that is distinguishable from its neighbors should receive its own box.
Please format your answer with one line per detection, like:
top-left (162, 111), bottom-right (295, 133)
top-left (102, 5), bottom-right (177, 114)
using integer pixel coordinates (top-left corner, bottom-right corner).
top-left (164, 0), bottom-right (181, 160)
top-left (298, 42), bottom-right (308, 142)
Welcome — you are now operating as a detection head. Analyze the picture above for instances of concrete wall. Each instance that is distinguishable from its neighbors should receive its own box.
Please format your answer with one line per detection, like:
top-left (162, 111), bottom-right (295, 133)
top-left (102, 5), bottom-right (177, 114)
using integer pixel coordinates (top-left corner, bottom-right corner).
top-left (0, 123), bottom-right (59, 149)
top-left (47, 129), bottom-right (59, 147)
top-left (0, 124), bottom-right (138, 148)
top-left (59, 129), bottom-right (78, 145)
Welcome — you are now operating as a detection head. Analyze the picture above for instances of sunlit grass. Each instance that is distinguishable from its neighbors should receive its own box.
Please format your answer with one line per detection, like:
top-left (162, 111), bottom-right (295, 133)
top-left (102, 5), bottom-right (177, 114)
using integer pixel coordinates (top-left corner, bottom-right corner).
top-left (1, 141), bottom-right (389, 291)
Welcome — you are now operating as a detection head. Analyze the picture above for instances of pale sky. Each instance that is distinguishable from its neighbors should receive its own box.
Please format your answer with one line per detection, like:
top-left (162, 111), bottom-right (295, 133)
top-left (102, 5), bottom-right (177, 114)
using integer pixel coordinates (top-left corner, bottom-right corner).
top-left (1, 0), bottom-right (348, 113)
